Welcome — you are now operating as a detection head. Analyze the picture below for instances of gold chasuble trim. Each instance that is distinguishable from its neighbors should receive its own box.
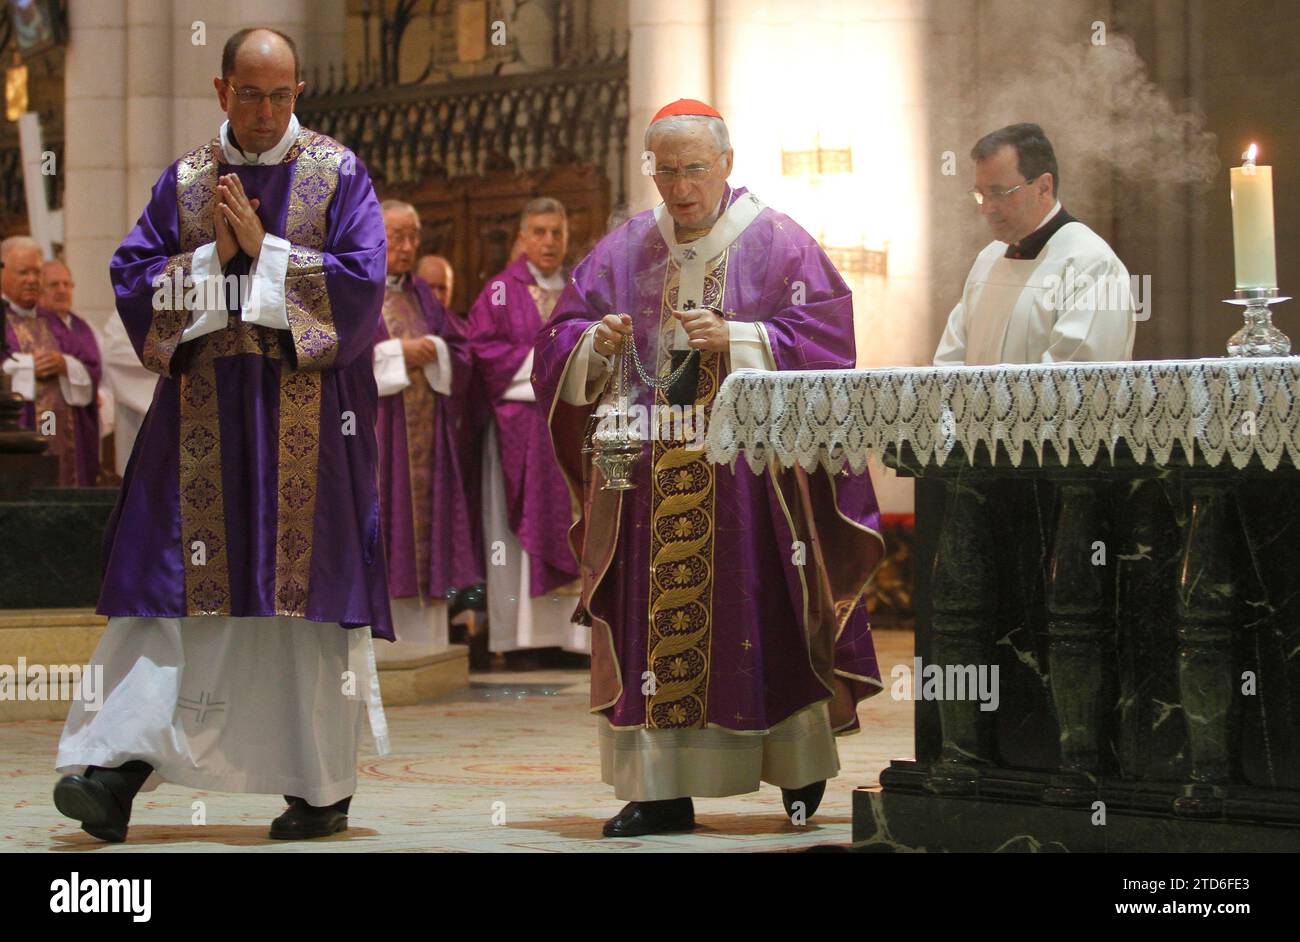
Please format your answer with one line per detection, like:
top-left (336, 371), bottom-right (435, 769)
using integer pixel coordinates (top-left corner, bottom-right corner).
top-left (645, 249), bottom-right (726, 730)
top-left (175, 141), bottom-right (230, 613)
top-left (382, 288), bottom-right (437, 597)
top-left (9, 316), bottom-right (76, 484)
top-left (176, 142), bottom-right (219, 257)
top-left (178, 365), bottom-right (228, 613)
top-left (283, 134), bottom-right (342, 371)
top-left (274, 369), bottom-right (322, 612)
top-left (275, 132), bottom-right (343, 611)
top-left (528, 284), bottom-right (563, 323)
top-left (142, 253), bottom-right (192, 376)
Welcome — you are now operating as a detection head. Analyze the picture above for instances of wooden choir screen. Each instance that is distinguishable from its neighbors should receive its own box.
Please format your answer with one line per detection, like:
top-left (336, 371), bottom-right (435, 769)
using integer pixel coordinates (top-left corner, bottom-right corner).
top-left (377, 162), bottom-right (611, 314)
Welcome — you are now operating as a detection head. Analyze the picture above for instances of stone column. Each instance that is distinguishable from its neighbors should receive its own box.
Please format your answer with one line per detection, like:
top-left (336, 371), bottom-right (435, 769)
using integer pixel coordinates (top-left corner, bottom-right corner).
top-left (303, 0), bottom-right (347, 76)
top-left (63, 0), bottom-right (129, 331)
top-left (626, 0), bottom-right (712, 214)
top-left (125, 0), bottom-right (175, 237)
top-left (714, 0), bottom-right (932, 371)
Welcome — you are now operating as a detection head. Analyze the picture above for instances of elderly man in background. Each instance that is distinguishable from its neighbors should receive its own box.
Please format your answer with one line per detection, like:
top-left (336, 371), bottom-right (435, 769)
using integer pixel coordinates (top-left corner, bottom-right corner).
top-left (416, 251), bottom-right (489, 640)
top-left (934, 122), bottom-right (1136, 365)
top-left (372, 200), bottom-right (481, 662)
top-left (533, 99), bottom-right (885, 837)
top-left (1, 238), bottom-right (98, 485)
top-left (467, 197), bottom-right (587, 667)
top-left (37, 259), bottom-right (104, 484)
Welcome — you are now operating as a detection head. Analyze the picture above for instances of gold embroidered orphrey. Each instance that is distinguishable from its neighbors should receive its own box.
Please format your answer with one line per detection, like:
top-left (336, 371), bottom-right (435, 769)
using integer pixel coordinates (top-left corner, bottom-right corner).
top-left (7, 315), bottom-right (77, 485)
top-left (167, 130), bottom-right (344, 615)
top-left (381, 285), bottom-right (437, 597)
top-left (644, 246), bottom-right (726, 730)
top-left (528, 282), bottom-right (563, 323)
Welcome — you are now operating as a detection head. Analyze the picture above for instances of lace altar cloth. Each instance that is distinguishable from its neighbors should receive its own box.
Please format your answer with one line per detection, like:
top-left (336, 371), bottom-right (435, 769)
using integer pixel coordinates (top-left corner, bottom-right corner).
top-left (704, 359), bottom-right (1300, 474)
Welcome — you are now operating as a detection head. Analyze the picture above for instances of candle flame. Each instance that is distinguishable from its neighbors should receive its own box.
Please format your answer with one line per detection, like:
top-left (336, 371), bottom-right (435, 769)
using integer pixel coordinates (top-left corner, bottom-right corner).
top-left (1244, 143), bottom-right (1258, 163)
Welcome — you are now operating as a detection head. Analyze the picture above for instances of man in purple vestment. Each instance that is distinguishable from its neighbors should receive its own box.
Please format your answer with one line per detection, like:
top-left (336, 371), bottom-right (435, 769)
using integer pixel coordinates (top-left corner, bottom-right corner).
top-left (417, 251), bottom-right (489, 646)
top-left (372, 200), bottom-right (481, 662)
top-left (533, 99), bottom-right (886, 837)
top-left (38, 260), bottom-right (103, 485)
top-left (467, 197), bottom-right (586, 665)
top-left (1, 239), bottom-right (98, 486)
top-left (52, 27), bottom-right (391, 843)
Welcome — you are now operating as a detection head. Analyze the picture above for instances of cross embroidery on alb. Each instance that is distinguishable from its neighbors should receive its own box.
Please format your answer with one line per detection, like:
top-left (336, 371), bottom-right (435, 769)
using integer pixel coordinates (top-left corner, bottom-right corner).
top-left (177, 690), bottom-right (226, 724)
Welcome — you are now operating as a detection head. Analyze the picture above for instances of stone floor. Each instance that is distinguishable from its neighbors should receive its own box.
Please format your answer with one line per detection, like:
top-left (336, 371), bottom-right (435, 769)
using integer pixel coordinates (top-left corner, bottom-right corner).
top-left (1, 629), bottom-right (913, 853)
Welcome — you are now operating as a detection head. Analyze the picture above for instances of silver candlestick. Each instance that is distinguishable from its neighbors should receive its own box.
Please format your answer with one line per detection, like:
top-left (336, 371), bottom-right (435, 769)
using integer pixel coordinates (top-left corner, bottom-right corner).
top-left (1225, 287), bottom-right (1291, 357)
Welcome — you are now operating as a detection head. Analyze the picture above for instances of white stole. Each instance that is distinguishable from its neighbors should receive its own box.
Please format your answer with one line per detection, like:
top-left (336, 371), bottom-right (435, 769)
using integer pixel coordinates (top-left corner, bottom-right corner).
top-left (653, 190), bottom-right (766, 311)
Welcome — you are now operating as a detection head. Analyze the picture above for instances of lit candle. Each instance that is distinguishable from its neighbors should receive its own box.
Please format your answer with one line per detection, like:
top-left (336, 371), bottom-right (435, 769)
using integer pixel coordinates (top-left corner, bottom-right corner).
top-left (1230, 143), bottom-right (1278, 290)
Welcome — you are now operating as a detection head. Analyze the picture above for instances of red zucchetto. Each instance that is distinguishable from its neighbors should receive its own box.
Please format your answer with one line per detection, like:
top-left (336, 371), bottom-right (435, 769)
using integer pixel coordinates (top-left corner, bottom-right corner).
top-left (650, 98), bottom-right (724, 124)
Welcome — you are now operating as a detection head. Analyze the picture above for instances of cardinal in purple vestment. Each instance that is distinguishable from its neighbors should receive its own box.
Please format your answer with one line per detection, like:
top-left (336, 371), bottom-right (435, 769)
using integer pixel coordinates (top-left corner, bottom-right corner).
top-left (466, 198), bottom-right (587, 661)
top-left (533, 100), bottom-right (885, 838)
top-left (372, 200), bottom-right (482, 661)
top-left (1, 241), bottom-right (100, 486)
top-left (53, 28), bottom-right (390, 844)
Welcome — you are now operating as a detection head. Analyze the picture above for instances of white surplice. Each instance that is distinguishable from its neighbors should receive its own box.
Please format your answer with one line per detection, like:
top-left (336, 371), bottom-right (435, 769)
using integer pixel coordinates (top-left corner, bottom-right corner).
top-left (934, 203), bottom-right (1137, 365)
top-left (482, 421), bottom-right (591, 654)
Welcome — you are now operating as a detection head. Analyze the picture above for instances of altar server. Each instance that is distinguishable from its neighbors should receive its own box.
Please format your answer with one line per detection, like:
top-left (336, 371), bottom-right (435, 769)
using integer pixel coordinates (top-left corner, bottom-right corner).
top-left (934, 123), bottom-right (1136, 365)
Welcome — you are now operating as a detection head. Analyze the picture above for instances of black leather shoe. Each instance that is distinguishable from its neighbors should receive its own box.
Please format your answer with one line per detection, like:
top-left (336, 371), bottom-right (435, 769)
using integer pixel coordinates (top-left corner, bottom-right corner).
top-left (602, 798), bottom-right (695, 837)
top-left (269, 797), bottom-right (349, 840)
top-left (449, 583), bottom-right (487, 618)
top-left (53, 774), bottom-right (129, 843)
top-left (781, 780), bottom-right (827, 822)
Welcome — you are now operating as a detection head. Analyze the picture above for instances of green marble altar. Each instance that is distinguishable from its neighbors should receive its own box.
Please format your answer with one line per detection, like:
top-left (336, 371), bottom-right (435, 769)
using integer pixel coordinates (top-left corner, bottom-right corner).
top-left (706, 359), bottom-right (1300, 852)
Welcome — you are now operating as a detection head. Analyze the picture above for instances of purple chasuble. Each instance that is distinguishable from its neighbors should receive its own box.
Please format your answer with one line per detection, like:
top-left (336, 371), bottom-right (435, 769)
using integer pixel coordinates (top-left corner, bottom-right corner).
top-left (373, 274), bottom-right (483, 601)
top-left (452, 307), bottom-right (489, 572)
top-left (6, 307), bottom-right (102, 486)
top-left (41, 308), bottom-right (103, 486)
top-left (466, 255), bottom-right (580, 596)
top-left (533, 186), bottom-right (885, 734)
top-left (103, 128), bottom-right (394, 638)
